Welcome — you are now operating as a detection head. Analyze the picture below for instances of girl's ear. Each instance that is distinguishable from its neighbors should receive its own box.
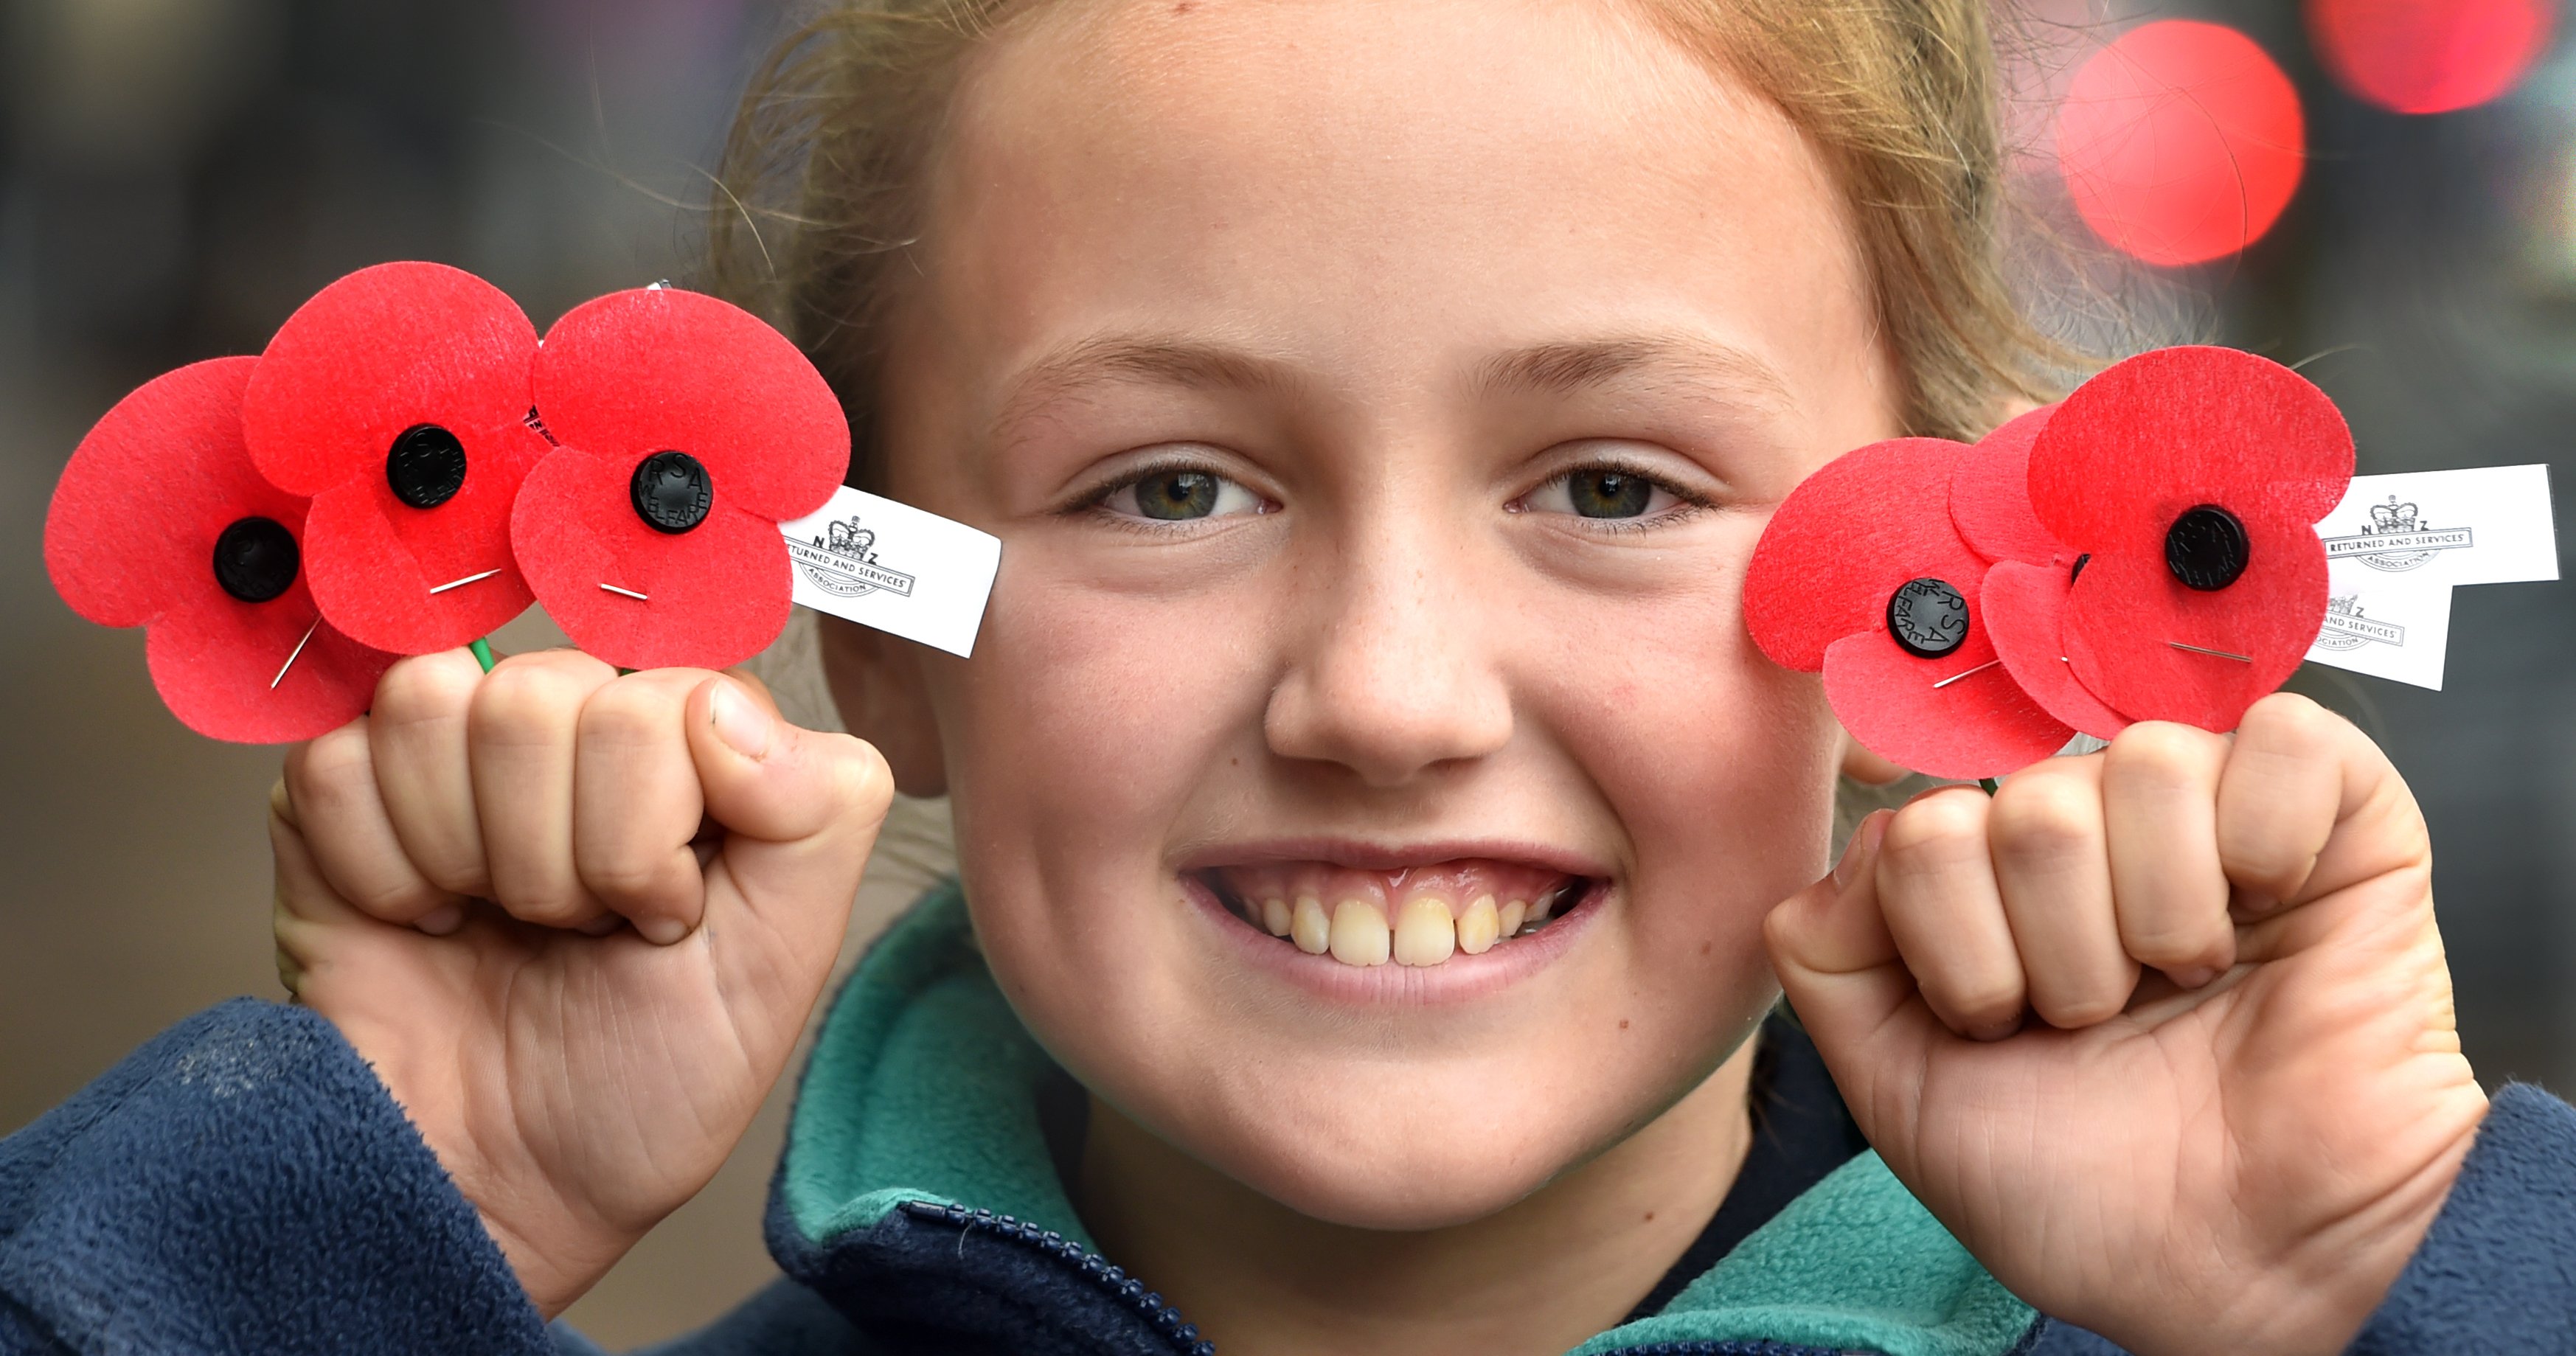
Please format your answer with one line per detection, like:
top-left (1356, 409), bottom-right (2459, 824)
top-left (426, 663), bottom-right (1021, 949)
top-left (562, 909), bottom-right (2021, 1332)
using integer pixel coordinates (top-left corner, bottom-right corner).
top-left (817, 616), bottom-right (948, 797)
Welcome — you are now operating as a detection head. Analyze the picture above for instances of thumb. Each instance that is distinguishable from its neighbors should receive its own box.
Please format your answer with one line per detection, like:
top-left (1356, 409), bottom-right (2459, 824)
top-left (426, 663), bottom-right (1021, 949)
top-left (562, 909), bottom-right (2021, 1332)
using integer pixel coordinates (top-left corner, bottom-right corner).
top-left (1763, 810), bottom-right (1938, 1133)
top-left (686, 674), bottom-right (895, 936)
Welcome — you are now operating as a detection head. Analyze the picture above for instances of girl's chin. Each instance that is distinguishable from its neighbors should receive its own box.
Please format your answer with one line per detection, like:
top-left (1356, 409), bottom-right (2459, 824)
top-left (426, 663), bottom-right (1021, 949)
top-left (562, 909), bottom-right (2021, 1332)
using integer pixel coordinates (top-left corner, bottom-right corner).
top-left (1183, 1105), bottom-right (1586, 1231)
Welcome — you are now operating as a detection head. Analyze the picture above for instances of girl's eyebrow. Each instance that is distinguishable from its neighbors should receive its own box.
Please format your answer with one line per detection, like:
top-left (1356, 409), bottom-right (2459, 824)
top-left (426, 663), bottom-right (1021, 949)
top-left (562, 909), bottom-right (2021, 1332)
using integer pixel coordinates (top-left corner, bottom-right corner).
top-left (1470, 335), bottom-right (1796, 412)
top-left (990, 330), bottom-right (1794, 439)
top-left (993, 335), bottom-right (1310, 439)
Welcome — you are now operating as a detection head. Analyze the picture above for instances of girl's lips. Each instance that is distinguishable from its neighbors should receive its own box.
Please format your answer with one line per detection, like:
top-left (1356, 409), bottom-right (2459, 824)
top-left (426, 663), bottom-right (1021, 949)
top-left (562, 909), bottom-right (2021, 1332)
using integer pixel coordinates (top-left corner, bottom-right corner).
top-left (1173, 838), bottom-right (1608, 879)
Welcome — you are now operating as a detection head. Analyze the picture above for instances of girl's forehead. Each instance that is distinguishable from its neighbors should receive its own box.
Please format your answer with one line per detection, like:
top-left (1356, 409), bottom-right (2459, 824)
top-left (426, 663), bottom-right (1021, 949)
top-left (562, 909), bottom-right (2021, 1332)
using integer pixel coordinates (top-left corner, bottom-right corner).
top-left (896, 0), bottom-right (1886, 449)
top-left (934, 0), bottom-right (1848, 257)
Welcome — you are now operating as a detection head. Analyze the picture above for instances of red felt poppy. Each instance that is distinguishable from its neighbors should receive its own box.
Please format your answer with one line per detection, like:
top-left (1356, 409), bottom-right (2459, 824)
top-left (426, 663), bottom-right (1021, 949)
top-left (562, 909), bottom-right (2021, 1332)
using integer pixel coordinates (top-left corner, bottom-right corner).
top-left (44, 358), bottom-right (395, 743)
top-left (1980, 347), bottom-right (2352, 733)
top-left (240, 262), bottom-right (550, 655)
top-left (510, 286), bottom-right (850, 671)
top-left (1746, 437), bottom-right (2073, 781)
top-left (1949, 405), bottom-right (2133, 740)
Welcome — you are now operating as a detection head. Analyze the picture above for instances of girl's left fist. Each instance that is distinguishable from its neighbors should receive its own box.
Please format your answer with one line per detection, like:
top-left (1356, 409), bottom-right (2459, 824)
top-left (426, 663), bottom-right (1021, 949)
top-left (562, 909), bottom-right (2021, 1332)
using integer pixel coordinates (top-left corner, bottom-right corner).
top-left (1768, 693), bottom-right (2488, 1356)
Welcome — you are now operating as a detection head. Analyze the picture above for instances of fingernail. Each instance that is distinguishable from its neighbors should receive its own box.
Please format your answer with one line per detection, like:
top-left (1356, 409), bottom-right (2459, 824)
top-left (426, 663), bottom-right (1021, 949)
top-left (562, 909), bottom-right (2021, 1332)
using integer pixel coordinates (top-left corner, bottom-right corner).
top-left (416, 904), bottom-right (464, 936)
top-left (2170, 966), bottom-right (2218, 990)
top-left (637, 916), bottom-right (687, 947)
top-left (710, 680), bottom-right (773, 761)
top-left (1833, 811), bottom-right (1888, 890)
top-left (1831, 834), bottom-right (1866, 891)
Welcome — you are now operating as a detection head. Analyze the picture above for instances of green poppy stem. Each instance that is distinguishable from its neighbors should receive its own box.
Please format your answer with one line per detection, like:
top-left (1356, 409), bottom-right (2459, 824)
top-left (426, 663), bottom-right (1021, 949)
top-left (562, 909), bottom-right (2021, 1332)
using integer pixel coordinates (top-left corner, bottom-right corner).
top-left (1979, 777), bottom-right (2001, 796)
top-left (469, 637), bottom-right (496, 673)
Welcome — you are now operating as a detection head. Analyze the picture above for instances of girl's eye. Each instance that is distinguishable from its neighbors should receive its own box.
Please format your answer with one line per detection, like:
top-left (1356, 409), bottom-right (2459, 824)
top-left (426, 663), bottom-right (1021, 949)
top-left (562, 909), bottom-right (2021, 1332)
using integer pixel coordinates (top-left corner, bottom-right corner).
top-left (1100, 467), bottom-right (1266, 522)
top-left (1524, 466), bottom-right (1691, 521)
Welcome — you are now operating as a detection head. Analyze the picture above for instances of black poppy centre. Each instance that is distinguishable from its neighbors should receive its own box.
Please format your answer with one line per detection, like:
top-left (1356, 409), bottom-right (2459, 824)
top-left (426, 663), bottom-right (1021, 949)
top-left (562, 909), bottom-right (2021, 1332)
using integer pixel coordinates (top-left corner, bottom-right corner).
top-left (1886, 577), bottom-right (1970, 659)
top-left (2164, 504), bottom-right (2250, 592)
top-left (386, 424), bottom-right (469, 510)
top-left (212, 516), bottom-right (299, 604)
top-left (631, 451), bottom-right (714, 534)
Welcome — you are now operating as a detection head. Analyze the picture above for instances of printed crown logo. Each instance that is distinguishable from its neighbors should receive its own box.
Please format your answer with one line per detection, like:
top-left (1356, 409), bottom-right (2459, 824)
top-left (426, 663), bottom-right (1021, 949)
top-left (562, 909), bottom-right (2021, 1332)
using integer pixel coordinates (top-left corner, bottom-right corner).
top-left (2327, 594), bottom-right (2361, 616)
top-left (2367, 497), bottom-right (2420, 533)
top-left (791, 512), bottom-right (916, 600)
top-left (822, 517), bottom-right (878, 562)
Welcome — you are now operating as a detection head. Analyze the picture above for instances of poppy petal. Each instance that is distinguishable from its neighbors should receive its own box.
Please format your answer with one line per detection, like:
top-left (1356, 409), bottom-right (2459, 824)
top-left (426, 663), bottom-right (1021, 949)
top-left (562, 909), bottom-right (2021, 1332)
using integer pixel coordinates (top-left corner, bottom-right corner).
top-left (301, 473), bottom-right (538, 654)
top-left (1980, 560), bottom-right (2131, 739)
top-left (2059, 524), bottom-right (2328, 731)
top-left (46, 358), bottom-right (288, 629)
top-left (2028, 347), bottom-right (2354, 557)
top-left (1822, 628), bottom-right (2072, 782)
top-left (144, 585), bottom-right (392, 744)
top-left (511, 447), bottom-right (794, 671)
top-left (1948, 405), bottom-right (2067, 567)
top-left (533, 288), bottom-right (848, 521)
top-left (242, 262), bottom-right (542, 496)
top-left (1746, 438), bottom-right (1984, 672)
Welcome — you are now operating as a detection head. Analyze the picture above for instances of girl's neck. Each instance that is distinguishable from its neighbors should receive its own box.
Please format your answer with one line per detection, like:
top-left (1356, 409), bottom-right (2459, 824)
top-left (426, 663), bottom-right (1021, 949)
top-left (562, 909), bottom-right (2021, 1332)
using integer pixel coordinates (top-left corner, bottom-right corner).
top-left (1074, 1043), bottom-right (1760, 1356)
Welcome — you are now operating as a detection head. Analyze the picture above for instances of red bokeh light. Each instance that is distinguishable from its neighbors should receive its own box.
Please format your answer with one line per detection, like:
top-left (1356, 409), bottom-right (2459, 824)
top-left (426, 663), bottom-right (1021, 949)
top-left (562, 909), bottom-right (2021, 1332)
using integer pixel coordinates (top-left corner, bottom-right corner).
top-left (2056, 21), bottom-right (2306, 268)
top-left (2308, 0), bottom-right (2555, 114)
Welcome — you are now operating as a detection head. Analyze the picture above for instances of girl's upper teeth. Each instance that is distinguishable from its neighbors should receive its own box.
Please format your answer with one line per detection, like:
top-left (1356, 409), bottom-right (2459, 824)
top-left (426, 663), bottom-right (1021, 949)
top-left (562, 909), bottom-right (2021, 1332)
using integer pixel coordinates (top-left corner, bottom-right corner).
top-left (1220, 860), bottom-right (1578, 968)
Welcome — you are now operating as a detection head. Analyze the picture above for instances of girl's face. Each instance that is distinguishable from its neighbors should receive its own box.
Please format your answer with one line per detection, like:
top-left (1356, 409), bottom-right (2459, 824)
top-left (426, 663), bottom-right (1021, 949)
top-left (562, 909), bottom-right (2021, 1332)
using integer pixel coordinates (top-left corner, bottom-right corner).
top-left (857, 0), bottom-right (1898, 1228)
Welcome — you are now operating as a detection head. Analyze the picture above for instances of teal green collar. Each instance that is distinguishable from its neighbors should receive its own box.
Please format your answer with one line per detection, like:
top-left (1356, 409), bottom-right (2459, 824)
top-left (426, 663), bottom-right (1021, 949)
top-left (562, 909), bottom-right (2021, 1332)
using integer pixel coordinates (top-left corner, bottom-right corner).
top-left (780, 883), bottom-right (2035, 1356)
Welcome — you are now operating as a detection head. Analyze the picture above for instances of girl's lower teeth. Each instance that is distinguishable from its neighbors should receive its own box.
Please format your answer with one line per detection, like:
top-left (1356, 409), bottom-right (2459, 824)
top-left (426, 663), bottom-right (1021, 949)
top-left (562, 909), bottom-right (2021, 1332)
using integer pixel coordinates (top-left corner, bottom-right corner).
top-left (1251, 891), bottom-right (1563, 967)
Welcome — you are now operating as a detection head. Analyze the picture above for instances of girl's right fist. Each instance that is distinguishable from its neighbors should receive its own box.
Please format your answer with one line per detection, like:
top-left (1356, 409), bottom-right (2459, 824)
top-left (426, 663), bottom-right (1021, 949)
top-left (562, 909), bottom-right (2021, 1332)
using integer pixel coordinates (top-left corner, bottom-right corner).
top-left (270, 647), bottom-right (893, 1318)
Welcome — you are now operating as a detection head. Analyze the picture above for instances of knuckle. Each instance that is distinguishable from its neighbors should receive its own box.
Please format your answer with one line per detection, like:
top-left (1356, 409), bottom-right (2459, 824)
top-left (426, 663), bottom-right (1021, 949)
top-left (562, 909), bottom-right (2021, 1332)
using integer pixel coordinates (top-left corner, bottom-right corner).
top-left (288, 723), bottom-right (375, 811)
top-left (2104, 721), bottom-right (2218, 787)
top-left (473, 653), bottom-right (614, 734)
top-left (580, 681), bottom-right (678, 751)
top-left (373, 652), bottom-right (480, 728)
top-left (1988, 777), bottom-right (2098, 862)
top-left (2242, 691), bottom-right (2338, 753)
top-left (2217, 826), bottom-right (2308, 884)
top-left (1880, 791), bottom-right (1986, 873)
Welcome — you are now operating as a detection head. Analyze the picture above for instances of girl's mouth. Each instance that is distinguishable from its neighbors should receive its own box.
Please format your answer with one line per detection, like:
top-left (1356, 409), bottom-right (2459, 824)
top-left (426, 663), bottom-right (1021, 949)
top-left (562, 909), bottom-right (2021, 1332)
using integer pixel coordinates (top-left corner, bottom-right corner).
top-left (1192, 860), bottom-right (1597, 969)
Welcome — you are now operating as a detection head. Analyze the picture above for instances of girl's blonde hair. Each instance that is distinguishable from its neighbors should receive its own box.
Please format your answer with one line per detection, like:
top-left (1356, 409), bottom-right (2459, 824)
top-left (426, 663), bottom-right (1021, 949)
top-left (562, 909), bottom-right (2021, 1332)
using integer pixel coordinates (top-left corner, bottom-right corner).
top-left (722, 0), bottom-right (2017, 858)
top-left (709, 0), bottom-right (2068, 473)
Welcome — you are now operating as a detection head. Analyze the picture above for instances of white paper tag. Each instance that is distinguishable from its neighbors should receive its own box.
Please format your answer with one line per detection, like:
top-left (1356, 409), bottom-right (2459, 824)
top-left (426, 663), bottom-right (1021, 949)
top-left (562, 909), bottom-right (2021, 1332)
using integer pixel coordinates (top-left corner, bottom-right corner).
top-left (2300, 583), bottom-right (2453, 690)
top-left (2316, 465), bottom-right (2557, 591)
top-left (778, 486), bottom-right (1000, 658)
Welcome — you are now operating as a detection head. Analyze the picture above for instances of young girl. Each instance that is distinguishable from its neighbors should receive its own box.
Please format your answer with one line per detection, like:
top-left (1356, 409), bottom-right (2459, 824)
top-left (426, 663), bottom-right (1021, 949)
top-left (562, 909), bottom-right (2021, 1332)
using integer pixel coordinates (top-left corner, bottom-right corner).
top-left (3, 2), bottom-right (2563, 1353)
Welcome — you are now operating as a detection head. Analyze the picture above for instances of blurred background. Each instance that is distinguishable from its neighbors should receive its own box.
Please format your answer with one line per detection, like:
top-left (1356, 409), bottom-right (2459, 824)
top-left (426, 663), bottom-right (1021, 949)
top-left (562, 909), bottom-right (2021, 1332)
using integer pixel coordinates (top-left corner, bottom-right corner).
top-left (0, 0), bottom-right (2569, 1346)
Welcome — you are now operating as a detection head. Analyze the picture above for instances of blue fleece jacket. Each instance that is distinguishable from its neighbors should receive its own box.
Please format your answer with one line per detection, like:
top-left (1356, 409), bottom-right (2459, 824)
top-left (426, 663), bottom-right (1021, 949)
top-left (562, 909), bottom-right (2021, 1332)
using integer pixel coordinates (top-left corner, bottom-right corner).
top-left (2, 883), bottom-right (2571, 1355)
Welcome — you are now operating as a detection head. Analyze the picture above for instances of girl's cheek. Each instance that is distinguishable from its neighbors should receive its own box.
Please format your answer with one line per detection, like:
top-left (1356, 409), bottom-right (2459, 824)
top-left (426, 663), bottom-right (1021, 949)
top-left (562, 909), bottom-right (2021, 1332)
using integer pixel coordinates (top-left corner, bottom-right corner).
top-left (1519, 583), bottom-right (1841, 935)
top-left (937, 552), bottom-right (1277, 948)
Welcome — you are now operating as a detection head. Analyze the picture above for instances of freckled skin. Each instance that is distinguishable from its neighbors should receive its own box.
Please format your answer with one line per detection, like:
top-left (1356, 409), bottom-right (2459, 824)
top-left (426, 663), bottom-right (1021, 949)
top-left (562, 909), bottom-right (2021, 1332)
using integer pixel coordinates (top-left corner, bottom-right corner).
top-left (826, 1), bottom-right (1892, 1345)
top-left (855, 0), bottom-right (1887, 1237)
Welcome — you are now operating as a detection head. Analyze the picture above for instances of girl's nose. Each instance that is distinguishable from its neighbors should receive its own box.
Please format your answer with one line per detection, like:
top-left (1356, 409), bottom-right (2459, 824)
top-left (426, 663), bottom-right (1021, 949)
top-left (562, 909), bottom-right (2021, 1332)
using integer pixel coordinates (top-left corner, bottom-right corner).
top-left (1262, 532), bottom-right (1515, 787)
